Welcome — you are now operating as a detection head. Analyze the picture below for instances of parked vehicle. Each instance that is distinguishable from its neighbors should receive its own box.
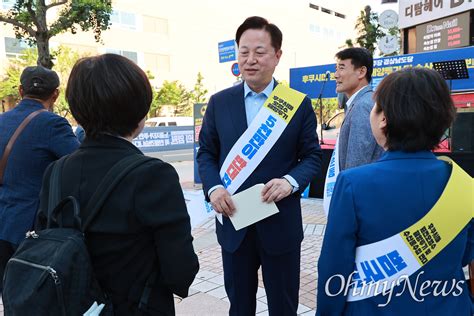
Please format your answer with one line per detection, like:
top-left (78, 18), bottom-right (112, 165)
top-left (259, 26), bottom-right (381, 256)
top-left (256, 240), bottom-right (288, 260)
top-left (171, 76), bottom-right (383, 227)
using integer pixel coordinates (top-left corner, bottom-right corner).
top-left (145, 116), bottom-right (193, 127)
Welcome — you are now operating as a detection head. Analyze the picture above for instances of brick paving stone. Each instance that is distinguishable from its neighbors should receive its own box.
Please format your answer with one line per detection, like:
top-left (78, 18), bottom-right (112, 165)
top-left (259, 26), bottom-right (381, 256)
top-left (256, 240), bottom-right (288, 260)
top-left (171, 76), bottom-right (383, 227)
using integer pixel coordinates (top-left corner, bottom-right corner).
top-left (207, 275), bottom-right (225, 285)
top-left (206, 285), bottom-right (228, 299)
top-left (195, 270), bottom-right (219, 281)
top-left (297, 303), bottom-right (312, 313)
top-left (256, 286), bottom-right (266, 299)
top-left (191, 280), bottom-right (222, 293)
top-left (256, 300), bottom-right (268, 313)
top-left (304, 224), bottom-right (316, 235)
top-left (300, 298), bottom-right (316, 309)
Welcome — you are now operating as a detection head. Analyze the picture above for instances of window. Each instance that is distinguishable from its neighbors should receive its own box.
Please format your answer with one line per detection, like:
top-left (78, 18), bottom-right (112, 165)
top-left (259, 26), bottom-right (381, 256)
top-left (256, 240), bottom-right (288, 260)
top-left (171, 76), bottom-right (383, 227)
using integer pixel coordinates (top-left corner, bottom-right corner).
top-left (334, 12), bottom-right (346, 19)
top-left (309, 24), bottom-right (321, 36)
top-left (4, 37), bottom-right (31, 58)
top-left (144, 53), bottom-right (170, 73)
top-left (143, 16), bottom-right (168, 35)
top-left (328, 29), bottom-right (335, 38)
top-left (110, 10), bottom-right (137, 30)
top-left (105, 48), bottom-right (138, 63)
top-left (309, 3), bottom-right (319, 10)
top-left (321, 7), bottom-right (332, 14)
top-left (122, 51), bottom-right (138, 63)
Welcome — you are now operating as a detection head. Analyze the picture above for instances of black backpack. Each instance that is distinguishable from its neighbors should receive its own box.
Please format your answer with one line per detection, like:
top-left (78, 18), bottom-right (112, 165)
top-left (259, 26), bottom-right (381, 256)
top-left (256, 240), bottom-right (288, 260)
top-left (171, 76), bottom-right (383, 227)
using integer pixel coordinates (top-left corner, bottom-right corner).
top-left (2, 154), bottom-right (154, 316)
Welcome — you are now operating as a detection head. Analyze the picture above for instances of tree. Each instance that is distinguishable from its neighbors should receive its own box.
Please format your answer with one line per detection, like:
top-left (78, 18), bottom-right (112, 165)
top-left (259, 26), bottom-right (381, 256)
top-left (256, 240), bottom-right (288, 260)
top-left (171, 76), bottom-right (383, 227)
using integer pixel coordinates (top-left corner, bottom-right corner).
top-left (149, 80), bottom-right (189, 117)
top-left (148, 73), bottom-right (210, 118)
top-left (0, 45), bottom-right (90, 118)
top-left (189, 72), bottom-right (208, 104)
top-left (345, 5), bottom-right (384, 54)
top-left (0, 0), bottom-right (112, 68)
top-left (345, 5), bottom-right (401, 56)
top-left (0, 48), bottom-right (37, 107)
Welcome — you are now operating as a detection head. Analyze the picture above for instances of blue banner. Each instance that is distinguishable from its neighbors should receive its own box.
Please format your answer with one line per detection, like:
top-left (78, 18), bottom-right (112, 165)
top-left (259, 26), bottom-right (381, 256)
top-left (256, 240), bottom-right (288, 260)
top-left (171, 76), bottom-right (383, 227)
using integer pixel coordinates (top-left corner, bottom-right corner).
top-left (133, 126), bottom-right (194, 153)
top-left (218, 40), bottom-right (237, 63)
top-left (290, 46), bottom-right (474, 99)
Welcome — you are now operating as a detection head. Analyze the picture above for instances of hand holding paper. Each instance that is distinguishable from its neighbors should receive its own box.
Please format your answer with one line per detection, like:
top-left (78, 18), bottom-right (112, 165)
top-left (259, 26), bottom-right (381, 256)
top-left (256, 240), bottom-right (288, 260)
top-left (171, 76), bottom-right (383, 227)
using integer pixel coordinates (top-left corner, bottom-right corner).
top-left (229, 184), bottom-right (279, 231)
top-left (261, 178), bottom-right (293, 202)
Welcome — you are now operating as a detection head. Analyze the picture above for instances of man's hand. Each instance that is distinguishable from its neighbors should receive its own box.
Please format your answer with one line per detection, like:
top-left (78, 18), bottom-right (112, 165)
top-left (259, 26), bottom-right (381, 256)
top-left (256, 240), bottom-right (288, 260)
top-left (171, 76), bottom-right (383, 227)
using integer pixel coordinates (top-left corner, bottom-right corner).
top-left (209, 187), bottom-right (235, 217)
top-left (261, 178), bottom-right (293, 203)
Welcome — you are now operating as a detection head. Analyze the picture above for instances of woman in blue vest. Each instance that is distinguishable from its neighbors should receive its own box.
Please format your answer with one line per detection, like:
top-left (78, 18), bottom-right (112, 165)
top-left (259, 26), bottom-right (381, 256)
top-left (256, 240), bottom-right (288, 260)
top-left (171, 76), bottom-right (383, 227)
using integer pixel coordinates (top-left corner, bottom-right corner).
top-left (317, 67), bottom-right (474, 315)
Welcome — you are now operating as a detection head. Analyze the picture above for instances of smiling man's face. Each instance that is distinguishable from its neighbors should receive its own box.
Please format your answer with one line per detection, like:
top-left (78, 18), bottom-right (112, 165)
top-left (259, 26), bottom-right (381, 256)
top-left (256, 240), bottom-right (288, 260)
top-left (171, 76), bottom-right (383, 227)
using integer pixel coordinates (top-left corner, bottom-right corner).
top-left (237, 28), bottom-right (282, 93)
top-left (334, 58), bottom-right (367, 98)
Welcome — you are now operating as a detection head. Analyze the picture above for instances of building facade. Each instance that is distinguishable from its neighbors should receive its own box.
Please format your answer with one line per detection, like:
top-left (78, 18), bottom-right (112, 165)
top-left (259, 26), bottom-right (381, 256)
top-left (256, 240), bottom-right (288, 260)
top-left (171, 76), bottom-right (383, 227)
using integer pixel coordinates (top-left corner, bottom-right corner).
top-left (0, 0), bottom-right (369, 94)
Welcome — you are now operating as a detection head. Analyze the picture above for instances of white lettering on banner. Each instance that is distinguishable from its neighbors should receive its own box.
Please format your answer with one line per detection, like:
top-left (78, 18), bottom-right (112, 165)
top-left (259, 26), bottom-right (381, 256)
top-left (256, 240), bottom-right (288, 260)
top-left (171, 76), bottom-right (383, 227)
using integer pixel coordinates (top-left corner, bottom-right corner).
top-left (399, 0), bottom-right (474, 29)
top-left (221, 115), bottom-right (277, 188)
top-left (133, 128), bottom-right (194, 149)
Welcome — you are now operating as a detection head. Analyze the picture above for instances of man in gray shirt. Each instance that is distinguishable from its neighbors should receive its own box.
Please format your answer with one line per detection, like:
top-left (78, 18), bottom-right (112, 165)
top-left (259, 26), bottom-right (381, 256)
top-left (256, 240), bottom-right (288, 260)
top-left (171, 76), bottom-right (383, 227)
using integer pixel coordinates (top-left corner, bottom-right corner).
top-left (334, 47), bottom-right (383, 170)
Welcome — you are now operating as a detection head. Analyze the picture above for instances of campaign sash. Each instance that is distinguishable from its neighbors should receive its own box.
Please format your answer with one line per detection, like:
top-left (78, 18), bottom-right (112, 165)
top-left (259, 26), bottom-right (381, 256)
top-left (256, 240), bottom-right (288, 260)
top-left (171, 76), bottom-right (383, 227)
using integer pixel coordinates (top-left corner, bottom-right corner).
top-left (214, 85), bottom-right (305, 223)
top-left (345, 157), bottom-right (473, 301)
top-left (323, 137), bottom-right (340, 216)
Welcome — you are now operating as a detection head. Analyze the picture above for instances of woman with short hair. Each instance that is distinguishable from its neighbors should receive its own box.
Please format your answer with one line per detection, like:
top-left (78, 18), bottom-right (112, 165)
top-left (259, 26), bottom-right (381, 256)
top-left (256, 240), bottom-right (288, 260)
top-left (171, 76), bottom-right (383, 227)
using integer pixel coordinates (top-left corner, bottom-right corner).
top-left (317, 67), bottom-right (473, 315)
top-left (36, 54), bottom-right (199, 315)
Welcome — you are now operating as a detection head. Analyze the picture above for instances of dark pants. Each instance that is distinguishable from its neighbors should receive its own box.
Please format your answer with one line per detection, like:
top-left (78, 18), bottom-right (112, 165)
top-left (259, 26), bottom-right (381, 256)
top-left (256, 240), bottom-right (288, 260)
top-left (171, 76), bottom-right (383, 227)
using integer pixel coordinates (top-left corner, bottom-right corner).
top-left (222, 226), bottom-right (301, 316)
top-left (0, 240), bottom-right (16, 291)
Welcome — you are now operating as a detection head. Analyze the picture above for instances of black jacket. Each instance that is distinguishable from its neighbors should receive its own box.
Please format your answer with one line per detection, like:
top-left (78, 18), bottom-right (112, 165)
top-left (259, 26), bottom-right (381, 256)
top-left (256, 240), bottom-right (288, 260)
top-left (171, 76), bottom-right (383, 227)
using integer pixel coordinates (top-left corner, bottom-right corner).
top-left (36, 134), bottom-right (199, 315)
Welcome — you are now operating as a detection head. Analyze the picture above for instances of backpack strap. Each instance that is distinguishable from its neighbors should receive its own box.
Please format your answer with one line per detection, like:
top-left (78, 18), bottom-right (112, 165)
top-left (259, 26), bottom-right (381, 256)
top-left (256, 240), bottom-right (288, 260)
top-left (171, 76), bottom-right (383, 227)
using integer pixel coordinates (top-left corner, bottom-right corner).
top-left (81, 155), bottom-right (154, 232)
top-left (46, 155), bottom-right (69, 228)
top-left (0, 109), bottom-right (47, 184)
top-left (48, 156), bottom-right (68, 212)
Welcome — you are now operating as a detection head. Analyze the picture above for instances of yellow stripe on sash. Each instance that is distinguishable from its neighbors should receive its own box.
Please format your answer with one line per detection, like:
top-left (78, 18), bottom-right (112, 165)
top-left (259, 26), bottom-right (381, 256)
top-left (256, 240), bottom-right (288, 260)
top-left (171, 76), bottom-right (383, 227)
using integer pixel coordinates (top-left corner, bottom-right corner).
top-left (263, 85), bottom-right (305, 124)
top-left (400, 157), bottom-right (473, 265)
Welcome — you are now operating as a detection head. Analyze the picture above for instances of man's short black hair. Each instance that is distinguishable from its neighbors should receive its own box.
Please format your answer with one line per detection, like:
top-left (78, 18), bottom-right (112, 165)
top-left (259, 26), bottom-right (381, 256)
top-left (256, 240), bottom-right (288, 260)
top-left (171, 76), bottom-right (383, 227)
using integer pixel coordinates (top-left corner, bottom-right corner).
top-left (20, 66), bottom-right (60, 100)
top-left (335, 47), bottom-right (373, 83)
top-left (235, 16), bottom-right (283, 52)
top-left (374, 67), bottom-right (456, 152)
top-left (66, 54), bottom-right (152, 139)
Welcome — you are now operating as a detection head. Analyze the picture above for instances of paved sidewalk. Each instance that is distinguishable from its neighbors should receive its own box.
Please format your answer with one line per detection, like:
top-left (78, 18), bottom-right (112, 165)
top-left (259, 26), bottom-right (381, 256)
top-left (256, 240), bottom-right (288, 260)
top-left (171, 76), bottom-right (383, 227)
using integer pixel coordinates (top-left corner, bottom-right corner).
top-left (175, 197), bottom-right (326, 315)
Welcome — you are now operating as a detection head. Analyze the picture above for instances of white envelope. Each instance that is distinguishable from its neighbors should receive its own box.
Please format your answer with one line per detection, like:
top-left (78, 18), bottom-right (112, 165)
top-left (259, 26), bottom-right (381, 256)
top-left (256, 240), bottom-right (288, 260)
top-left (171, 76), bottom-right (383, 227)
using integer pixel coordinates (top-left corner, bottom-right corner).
top-left (229, 184), bottom-right (279, 231)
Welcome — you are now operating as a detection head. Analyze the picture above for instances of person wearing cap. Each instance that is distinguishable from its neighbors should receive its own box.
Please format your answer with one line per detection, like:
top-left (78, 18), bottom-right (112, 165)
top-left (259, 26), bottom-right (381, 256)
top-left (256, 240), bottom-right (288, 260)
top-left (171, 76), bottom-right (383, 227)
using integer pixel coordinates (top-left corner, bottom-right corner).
top-left (0, 65), bottom-right (80, 287)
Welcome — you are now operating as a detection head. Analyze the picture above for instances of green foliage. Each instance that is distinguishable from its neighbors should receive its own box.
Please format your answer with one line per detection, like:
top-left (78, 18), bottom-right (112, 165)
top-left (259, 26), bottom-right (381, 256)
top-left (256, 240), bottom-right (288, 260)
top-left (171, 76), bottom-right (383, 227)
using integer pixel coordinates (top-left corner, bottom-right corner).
top-left (0, 45), bottom-right (90, 118)
top-left (312, 97), bottom-right (340, 124)
top-left (346, 6), bottom-right (384, 54)
top-left (345, 5), bottom-right (401, 56)
top-left (189, 72), bottom-right (208, 104)
top-left (51, 45), bottom-right (91, 118)
top-left (148, 73), bottom-right (209, 118)
top-left (0, 48), bottom-right (37, 105)
top-left (0, 0), bottom-right (112, 68)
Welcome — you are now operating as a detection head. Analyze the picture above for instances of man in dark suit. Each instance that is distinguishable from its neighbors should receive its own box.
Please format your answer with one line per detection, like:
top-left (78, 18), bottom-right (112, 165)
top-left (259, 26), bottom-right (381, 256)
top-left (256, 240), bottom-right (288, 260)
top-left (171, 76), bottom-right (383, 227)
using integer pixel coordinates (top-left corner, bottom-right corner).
top-left (197, 16), bottom-right (322, 315)
top-left (0, 66), bottom-right (79, 288)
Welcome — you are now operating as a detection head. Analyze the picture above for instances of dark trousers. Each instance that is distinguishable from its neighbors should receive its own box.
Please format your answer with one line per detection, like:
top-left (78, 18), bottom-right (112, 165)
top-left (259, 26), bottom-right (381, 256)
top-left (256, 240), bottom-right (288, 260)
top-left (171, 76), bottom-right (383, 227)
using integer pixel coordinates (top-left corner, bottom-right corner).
top-left (0, 239), bottom-right (16, 291)
top-left (222, 226), bottom-right (301, 316)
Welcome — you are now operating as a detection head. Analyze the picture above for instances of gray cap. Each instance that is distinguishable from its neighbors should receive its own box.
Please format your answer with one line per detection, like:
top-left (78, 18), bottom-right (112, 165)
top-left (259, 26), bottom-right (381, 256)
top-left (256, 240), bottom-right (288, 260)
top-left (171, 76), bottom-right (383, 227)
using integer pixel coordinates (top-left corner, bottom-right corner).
top-left (20, 66), bottom-right (60, 96)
